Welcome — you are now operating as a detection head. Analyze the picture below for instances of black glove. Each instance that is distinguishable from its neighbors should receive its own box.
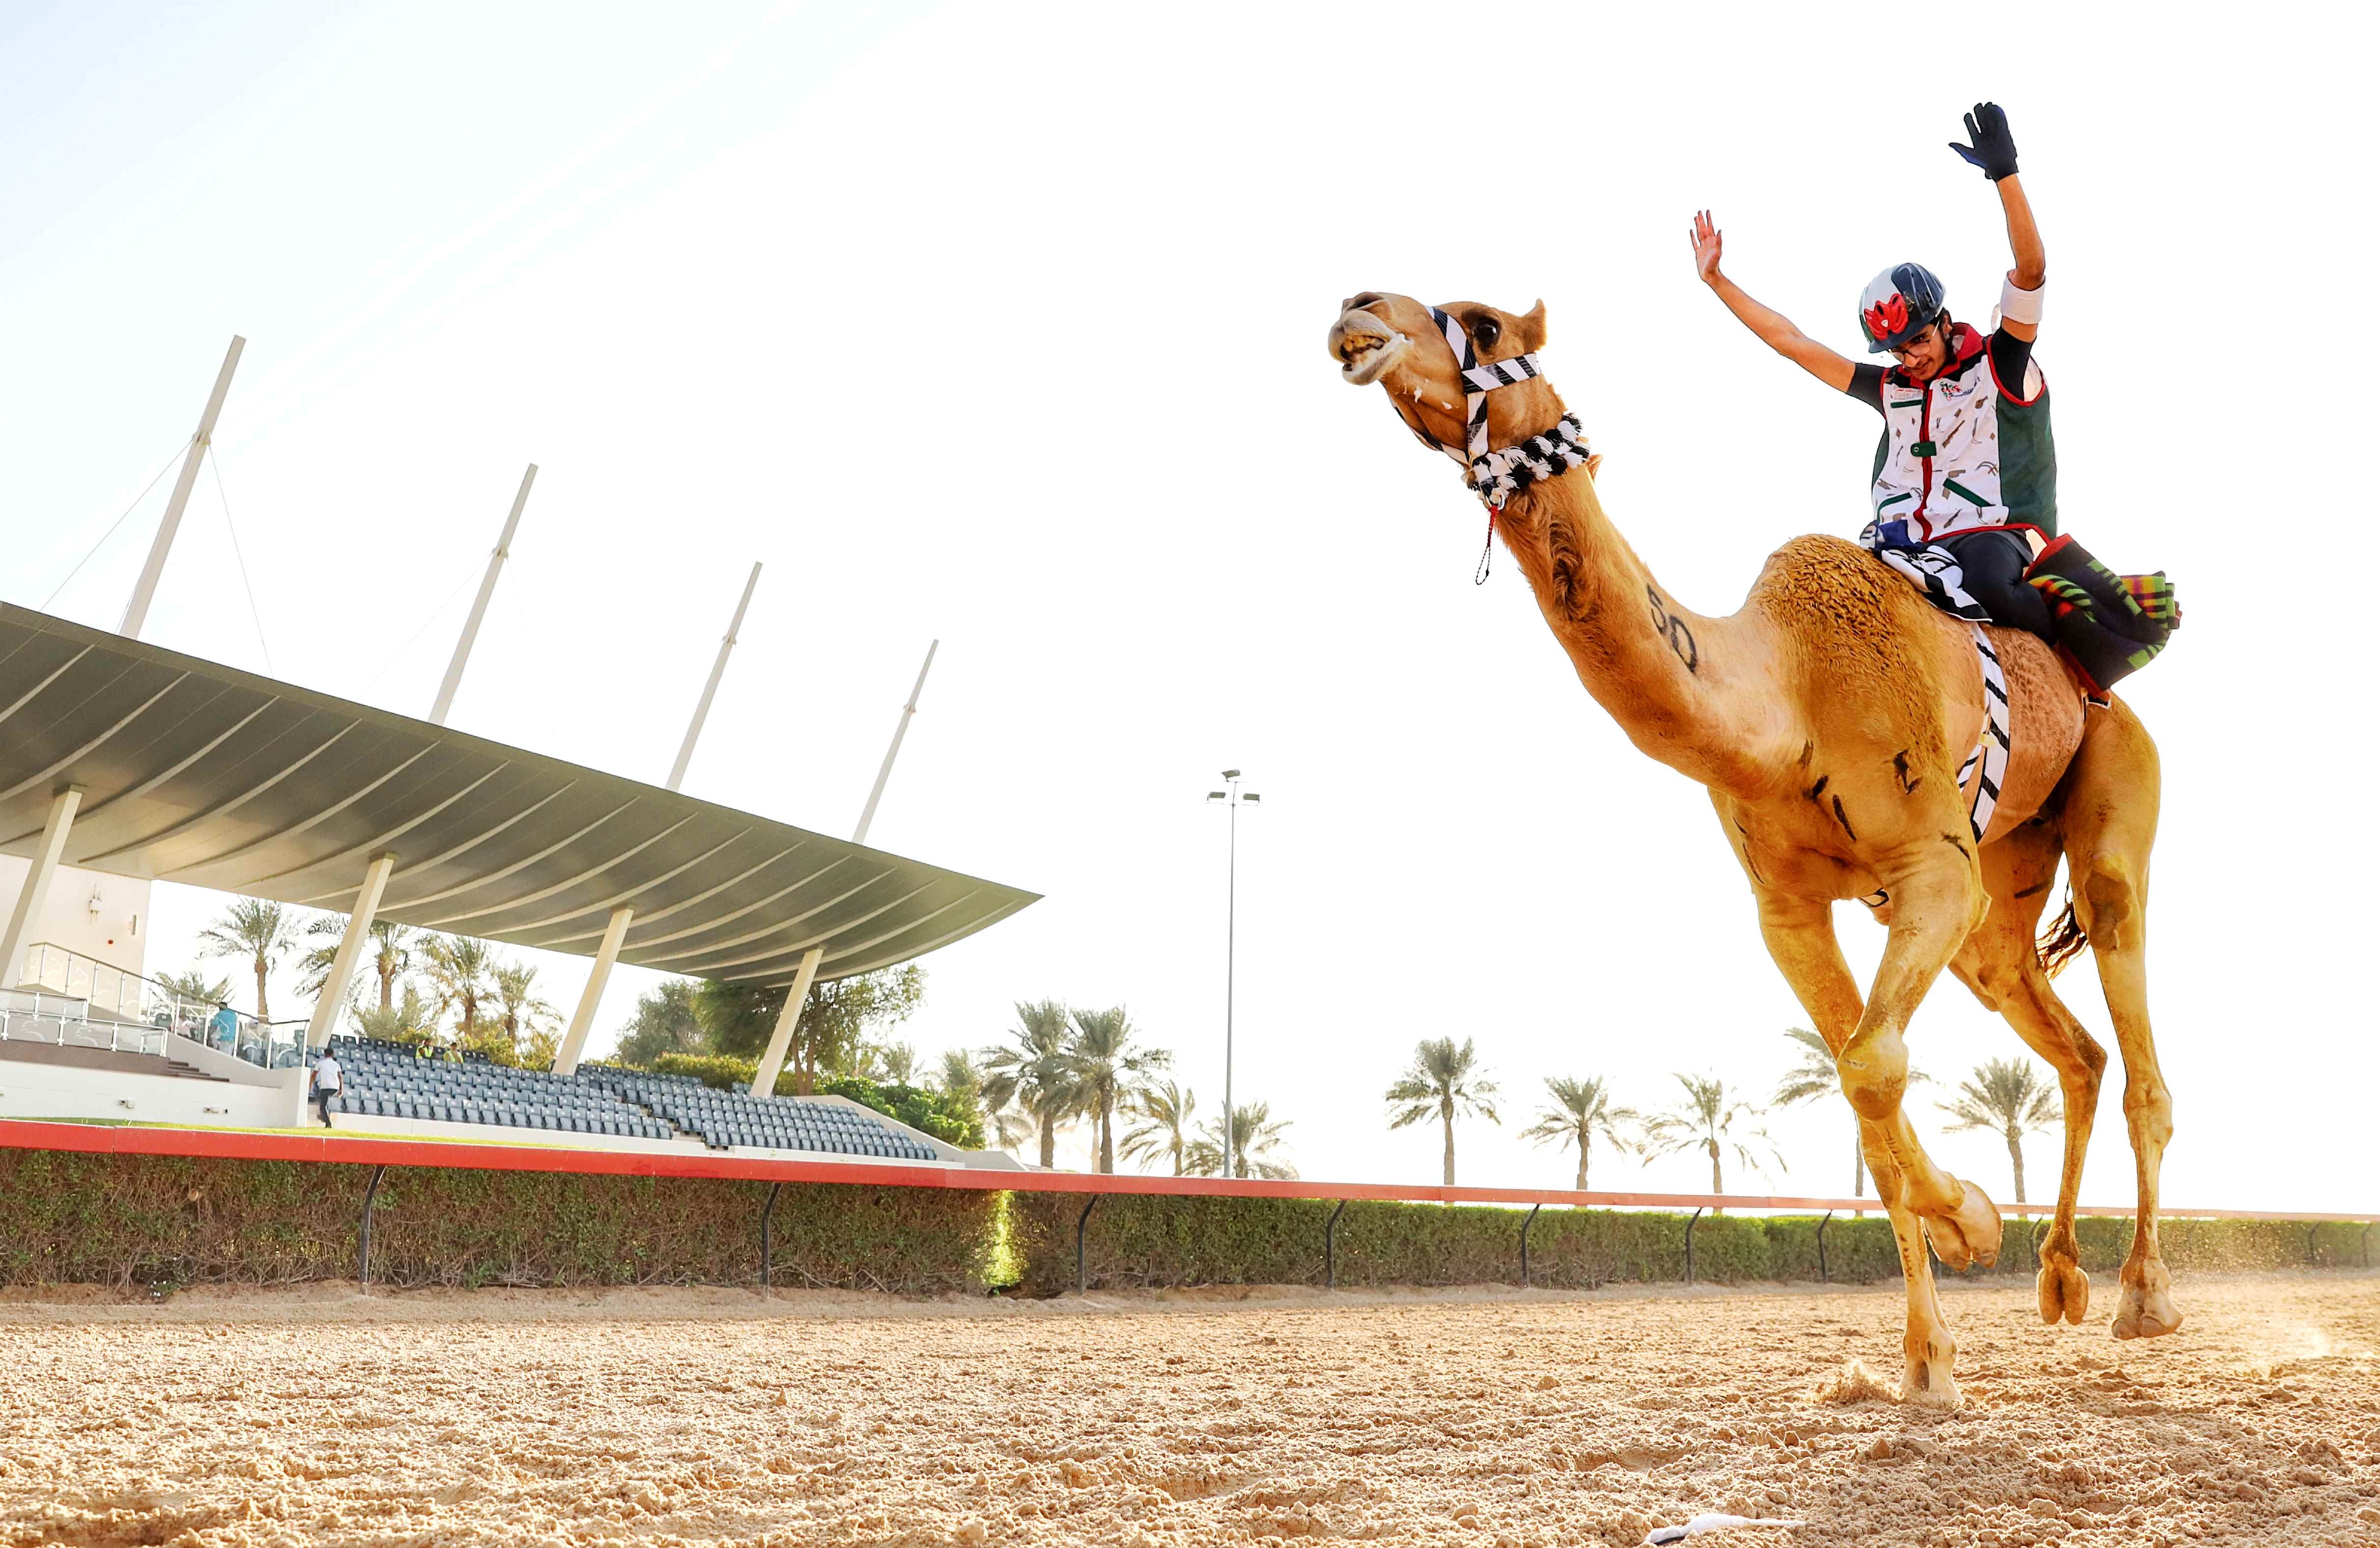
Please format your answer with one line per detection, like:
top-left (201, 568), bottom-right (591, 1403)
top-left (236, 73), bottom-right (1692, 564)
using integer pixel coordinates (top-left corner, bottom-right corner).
top-left (1949, 101), bottom-right (2019, 181)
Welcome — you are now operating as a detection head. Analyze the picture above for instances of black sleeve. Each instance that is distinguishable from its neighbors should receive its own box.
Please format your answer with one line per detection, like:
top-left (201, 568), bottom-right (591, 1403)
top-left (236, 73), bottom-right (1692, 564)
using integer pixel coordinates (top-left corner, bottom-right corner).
top-left (1846, 362), bottom-right (1886, 414)
top-left (1988, 326), bottom-right (2034, 394)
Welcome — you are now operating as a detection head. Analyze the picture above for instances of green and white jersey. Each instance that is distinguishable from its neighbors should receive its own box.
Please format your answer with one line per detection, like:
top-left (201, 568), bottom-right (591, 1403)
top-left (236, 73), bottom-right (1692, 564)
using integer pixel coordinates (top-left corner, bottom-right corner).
top-left (1850, 323), bottom-right (2058, 544)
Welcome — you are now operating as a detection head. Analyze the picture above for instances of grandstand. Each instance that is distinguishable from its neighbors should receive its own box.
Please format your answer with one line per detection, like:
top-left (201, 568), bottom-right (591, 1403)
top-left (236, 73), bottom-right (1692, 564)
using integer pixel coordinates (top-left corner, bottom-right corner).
top-left (0, 589), bottom-right (1034, 1167)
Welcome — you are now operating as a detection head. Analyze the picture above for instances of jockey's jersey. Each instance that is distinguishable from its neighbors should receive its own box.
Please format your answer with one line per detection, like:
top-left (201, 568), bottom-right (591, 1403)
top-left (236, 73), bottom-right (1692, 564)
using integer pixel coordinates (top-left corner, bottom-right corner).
top-left (1847, 323), bottom-right (2058, 543)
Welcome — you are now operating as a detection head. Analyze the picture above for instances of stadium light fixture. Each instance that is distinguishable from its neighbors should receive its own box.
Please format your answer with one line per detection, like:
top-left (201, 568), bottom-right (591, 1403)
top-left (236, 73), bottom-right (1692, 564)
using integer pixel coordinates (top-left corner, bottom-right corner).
top-left (1207, 768), bottom-right (1261, 1180)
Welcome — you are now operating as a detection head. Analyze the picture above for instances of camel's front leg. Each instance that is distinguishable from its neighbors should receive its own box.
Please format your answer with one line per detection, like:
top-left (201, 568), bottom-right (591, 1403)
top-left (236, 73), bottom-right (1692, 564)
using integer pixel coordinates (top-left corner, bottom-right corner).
top-left (1752, 887), bottom-right (1961, 1404)
top-left (1838, 857), bottom-right (2004, 1279)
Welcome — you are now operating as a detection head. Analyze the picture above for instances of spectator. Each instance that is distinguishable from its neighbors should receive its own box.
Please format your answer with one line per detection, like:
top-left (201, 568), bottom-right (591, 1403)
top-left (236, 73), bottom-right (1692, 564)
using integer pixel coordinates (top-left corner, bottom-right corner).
top-left (310, 1046), bottom-right (343, 1128)
top-left (210, 1005), bottom-right (238, 1054)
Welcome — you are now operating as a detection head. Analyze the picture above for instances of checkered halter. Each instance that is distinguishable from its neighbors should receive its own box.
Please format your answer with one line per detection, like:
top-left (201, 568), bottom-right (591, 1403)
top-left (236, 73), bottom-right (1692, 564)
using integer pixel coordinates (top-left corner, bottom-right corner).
top-left (1413, 307), bottom-right (1593, 583)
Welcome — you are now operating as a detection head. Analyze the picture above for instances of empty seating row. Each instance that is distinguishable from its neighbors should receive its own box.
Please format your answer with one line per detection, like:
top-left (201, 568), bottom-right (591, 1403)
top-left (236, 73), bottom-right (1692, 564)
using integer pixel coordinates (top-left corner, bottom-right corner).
top-left (322, 1040), bottom-right (938, 1159)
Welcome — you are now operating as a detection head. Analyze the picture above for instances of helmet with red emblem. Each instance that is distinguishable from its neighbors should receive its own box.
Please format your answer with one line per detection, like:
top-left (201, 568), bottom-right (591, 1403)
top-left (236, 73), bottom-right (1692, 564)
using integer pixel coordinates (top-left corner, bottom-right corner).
top-left (1857, 263), bottom-right (1947, 354)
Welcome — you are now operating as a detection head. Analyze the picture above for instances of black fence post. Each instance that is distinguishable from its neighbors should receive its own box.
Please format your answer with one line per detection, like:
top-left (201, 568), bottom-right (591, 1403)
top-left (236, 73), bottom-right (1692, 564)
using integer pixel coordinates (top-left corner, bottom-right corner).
top-left (760, 1182), bottom-right (783, 1295)
top-left (2307, 1224), bottom-right (2320, 1268)
top-left (2363, 1222), bottom-right (2372, 1269)
top-left (1816, 1210), bottom-right (1833, 1285)
top-left (1325, 1199), bottom-right (1348, 1291)
top-left (1684, 1206), bottom-right (1705, 1286)
top-left (357, 1163), bottom-right (387, 1294)
top-left (1076, 1196), bottom-right (1098, 1295)
top-left (1520, 1202), bottom-right (1543, 1288)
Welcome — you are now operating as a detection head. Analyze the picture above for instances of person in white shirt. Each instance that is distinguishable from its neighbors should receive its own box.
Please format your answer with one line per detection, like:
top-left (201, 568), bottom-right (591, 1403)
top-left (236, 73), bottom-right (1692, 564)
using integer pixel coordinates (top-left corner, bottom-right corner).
top-left (309, 1049), bottom-right (343, 1128)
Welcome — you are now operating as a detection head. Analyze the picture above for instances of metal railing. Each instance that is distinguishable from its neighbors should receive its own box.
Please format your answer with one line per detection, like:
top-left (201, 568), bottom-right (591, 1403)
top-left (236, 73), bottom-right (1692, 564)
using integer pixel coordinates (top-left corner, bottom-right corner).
top-left (13, 944), bottom-right (308, 1070)
top-left (0, 985), bottom-right (161, 1055)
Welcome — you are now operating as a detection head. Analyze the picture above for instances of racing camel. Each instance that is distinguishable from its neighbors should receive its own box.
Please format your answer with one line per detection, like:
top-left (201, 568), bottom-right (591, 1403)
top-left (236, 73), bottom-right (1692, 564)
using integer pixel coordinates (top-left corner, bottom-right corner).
top-left (1327, 292), bottom-right (2177, 1404)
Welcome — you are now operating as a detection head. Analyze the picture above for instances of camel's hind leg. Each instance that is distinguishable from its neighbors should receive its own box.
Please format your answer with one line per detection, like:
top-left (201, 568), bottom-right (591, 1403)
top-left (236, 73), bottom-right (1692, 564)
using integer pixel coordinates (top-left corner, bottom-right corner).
top-left (1948, 819), bottom-right (2108, 1326)
top-left (2057, 698), bottom-right (2178, 1340)
top-left (1753, 888), bottom-right (1962, 1405)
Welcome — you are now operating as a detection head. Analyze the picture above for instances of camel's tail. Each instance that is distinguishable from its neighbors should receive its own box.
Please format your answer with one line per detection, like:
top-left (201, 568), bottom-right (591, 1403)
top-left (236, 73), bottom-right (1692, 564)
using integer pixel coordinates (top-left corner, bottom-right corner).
top-left (2036, 885), bottom-right (2090, 978)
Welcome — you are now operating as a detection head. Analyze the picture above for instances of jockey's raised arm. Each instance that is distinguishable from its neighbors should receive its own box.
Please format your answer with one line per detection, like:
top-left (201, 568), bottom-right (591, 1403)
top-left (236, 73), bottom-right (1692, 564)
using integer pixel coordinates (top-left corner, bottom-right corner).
top-left (1952, 102), bottom-right (2045, 341)
top-left (1688, 209), bottom-right (1860, 393)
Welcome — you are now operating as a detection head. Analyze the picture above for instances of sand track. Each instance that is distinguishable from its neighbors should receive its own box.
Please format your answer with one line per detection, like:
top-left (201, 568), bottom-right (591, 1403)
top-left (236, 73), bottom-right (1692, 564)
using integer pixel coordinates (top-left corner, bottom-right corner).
top-left (1, 1274), bottom-right (2374, 1547)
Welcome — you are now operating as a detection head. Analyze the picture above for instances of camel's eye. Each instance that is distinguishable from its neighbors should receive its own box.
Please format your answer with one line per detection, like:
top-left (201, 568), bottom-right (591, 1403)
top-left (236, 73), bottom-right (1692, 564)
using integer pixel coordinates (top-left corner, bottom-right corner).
top-left (1468, 314), bottom-right (1501, 348)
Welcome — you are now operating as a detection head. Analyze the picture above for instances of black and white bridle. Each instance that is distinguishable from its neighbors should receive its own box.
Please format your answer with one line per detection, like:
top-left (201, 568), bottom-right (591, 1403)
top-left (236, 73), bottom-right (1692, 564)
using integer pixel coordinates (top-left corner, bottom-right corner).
top-left (1407, 307), bottom-right (1593, 582)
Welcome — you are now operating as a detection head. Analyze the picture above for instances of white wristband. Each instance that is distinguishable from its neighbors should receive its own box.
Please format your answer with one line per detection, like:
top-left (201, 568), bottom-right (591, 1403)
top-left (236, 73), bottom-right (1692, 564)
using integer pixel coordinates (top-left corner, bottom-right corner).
top-left (1999, 276), bottom-right (2044, 325)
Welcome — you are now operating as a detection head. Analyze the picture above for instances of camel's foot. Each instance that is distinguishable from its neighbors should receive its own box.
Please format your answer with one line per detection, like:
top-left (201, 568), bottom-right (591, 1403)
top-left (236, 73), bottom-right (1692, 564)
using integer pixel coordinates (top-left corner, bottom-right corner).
top-left (1899, 1323), bottom-right (1962, 1409)
top-left (2036, 1248), bottom-right (2090, 1327)
top-left (2112, 1257), bottom-right (2183, 1341)
top-left (1920, 1178), bottom-right (2003, 1272)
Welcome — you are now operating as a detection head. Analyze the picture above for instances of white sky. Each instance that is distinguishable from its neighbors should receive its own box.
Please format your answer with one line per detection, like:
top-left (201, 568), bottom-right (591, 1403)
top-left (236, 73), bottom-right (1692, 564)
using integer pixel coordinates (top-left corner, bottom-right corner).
top-left (4, 2), bottom-right (2370, 1210)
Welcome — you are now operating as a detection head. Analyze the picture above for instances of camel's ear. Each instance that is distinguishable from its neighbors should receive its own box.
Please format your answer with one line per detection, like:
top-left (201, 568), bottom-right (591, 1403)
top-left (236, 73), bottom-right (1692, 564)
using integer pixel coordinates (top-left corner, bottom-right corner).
top-left (1586, 452), bottom-right (1604, 478)
top-left (1516, 299), bottom-right (1547, 353)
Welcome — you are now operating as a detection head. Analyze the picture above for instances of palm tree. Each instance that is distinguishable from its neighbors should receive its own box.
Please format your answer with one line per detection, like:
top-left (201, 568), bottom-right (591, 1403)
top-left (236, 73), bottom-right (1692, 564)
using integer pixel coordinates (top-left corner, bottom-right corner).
top-left (295, 916), bottom-right (415, 1005)
top-left (1519, 1075), bottom-right (1636, 1190)
top-left (490, 959), bottom-right (557, 1061)
top-left (416, 934), bottom-right (497, 1045)
top-left (979, 1000), bottom-right (1083, 1169)
top-left (1937, 1057), bottom-right (2062, 1205)
top-left (157, 968), bottom-right (231, 1007)
top-left (1184, 1100), bottom-right (1295, 1180)
top-left (1384, 1037), bottom-right (1499, 1186)
top-left (196, 899), bottom-right (300, 1022)
top-left (1065, 1006), bottom-right (1171, 1174)
top-left (1640, 1073), bottom-right (1784, 1197)
top-left (1774, 1026), bottom-right (1932, 1199)
top-left (1119, 1079), bottom-right (1196, 1176)
top-left (867, 1041), bottom-right (919, 1086)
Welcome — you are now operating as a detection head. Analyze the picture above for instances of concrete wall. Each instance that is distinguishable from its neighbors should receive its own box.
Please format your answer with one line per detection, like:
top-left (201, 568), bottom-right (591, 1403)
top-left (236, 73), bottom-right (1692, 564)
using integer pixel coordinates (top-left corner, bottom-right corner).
top-left (0, 1053), bottom-right (298, 1129)
top-left (0, 857), bottom-right (151, 981)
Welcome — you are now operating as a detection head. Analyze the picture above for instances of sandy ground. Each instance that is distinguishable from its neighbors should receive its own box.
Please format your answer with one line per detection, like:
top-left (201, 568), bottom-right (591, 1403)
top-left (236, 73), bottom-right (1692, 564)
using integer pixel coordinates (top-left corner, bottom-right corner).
top-left (0, 1274), bottom-right (2374, 1548)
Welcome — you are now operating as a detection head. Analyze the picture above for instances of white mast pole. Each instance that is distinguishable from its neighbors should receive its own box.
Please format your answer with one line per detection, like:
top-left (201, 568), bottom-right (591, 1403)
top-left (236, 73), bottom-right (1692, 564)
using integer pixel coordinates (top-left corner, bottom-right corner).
top-left (429, 464), bottom-right (537, 725)
top-left (667, 561), bottom-right (761, 793)
top-left (120, 336), bottom-right (245, 639)
top-left (851, 639), bottom-right (937, 845)
top-left (554, 560), bottom-right (762, 1077)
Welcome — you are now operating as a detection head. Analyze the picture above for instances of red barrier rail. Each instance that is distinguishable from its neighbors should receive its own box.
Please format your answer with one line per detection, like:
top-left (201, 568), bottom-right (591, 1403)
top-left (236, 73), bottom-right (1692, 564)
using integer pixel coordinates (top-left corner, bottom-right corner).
top-left (5, 1118), bottom-right (2372, 1223)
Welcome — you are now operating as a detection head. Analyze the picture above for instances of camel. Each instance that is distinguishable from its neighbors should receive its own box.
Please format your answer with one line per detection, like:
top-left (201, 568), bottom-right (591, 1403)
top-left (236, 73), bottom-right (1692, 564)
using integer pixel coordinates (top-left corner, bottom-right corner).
top-left (1326, 292), bottom-right (2178, 1404)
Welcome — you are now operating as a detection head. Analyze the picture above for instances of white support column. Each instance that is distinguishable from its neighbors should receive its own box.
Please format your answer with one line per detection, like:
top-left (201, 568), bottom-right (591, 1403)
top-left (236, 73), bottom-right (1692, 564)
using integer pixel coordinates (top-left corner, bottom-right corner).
top-left (852, 639), bottom-right (937, 845)
top-left (749, 947), bottom-right (823, 1098)
top-left (304, 853), bottom-right (396, 1050)
top-left (0, 787), bottom-right (83, 988)
top-left (553, 904), bottom-right (632, 1078)
top-left (429, 463), bottom-right (537, 725)
top-left (666, 562), bottom-right (761, 793)
top-left (121, 336), bottom-right (245, 640)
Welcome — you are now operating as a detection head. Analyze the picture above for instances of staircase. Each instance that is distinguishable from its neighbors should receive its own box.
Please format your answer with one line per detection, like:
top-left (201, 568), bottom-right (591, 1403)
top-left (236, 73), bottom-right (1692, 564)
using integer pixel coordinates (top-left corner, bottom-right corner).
top-left (0, 1040), bottom-right (228, 1081)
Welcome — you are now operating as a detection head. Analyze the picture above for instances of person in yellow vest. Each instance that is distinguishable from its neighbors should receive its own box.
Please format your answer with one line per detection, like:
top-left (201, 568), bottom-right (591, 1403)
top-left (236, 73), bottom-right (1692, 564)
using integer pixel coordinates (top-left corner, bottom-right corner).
top-left (1689, 103), bottom-right (2176, 695)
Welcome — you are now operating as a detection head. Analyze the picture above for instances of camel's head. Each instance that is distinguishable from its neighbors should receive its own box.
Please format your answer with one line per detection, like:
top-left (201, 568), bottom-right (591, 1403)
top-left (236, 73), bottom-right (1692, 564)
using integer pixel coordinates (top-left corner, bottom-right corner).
top-left (1327, 291), bottom-right (1568, 472)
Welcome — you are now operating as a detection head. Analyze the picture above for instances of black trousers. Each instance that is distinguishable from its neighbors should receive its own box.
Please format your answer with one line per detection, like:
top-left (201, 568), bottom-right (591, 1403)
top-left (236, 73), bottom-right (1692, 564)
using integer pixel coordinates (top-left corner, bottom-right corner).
top-left (1938, 530), bottom-right (2053, 641)
top-left (315, 1088), bottom-right (336, 1127)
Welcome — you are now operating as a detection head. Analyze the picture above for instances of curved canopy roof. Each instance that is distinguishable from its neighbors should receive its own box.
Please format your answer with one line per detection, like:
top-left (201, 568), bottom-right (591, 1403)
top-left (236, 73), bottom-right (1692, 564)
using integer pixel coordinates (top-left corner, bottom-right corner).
top-left (0, 604), bottom-right (1036, 985)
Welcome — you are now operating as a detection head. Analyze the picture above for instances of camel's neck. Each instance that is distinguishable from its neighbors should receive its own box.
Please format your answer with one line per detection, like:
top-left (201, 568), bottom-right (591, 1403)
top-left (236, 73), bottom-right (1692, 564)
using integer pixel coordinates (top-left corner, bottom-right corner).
top-left (1491, 470), bottom-right (1779, 792)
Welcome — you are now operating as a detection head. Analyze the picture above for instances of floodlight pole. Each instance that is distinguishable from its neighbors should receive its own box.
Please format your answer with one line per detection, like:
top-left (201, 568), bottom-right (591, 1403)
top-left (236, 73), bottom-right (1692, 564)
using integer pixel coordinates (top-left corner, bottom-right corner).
top-left (851, 639), bottom-right (937, 847)
top-left (554, 561), bottom-right (763, 1078)
top-left (1205, 771), bottom-right (1259, 1180)
top-left (120, 336), bottom-right (245, 640)
top-left (429, 464), bottom-right (537, 726)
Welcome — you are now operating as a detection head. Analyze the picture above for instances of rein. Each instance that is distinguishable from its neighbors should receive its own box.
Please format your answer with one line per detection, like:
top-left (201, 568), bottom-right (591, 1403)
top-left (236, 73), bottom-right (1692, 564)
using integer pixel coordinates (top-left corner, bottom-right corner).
top-left (1408, 307), bottom-right (1594, 584)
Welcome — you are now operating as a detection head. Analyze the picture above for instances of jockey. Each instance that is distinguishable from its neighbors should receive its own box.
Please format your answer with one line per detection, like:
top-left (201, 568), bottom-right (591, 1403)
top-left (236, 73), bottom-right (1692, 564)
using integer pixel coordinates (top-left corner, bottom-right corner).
top-left (1688, 103), bottom-right (2176, 695)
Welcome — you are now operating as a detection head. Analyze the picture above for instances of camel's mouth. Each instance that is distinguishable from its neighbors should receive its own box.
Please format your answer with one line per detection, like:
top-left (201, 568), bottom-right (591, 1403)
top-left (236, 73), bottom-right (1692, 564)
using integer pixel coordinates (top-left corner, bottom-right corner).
top-left (1333, 320), bottom-right (1409, 386)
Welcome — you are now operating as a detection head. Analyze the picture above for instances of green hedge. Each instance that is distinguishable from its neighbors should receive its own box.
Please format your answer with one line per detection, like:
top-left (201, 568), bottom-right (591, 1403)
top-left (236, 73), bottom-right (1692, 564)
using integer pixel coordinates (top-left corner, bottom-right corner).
top-left (0, 1151), bottom-right (997, 1294)
top-left (1007, 1194), bottom-right (2378, 1297)
top-left (0, 1148), bottom-right (2365, 1296)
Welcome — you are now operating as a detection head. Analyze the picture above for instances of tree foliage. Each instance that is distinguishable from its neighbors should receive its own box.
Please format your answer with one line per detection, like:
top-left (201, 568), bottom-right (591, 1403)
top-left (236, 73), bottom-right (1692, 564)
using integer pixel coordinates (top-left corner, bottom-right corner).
top-left (613, 979), bottom-right (707, 1067)
top-left (1120, 1079), bottom-right (1196, 1177)
top-left (1639, 1073), bottom-right (1784, 1196)
top-left (980, 1000), bottom-right (1082, 1168)
top-left (1385, 1037), bottom-right (1498, 1186)
top-left (197, 899), bottom-right (301, 1022)
top-left (1938, 1057), bottom-right (2062, 1205)
top-left (1065, 1006), bottom-right (1169, 1174)
top-left (1184, 1100), bottom-right (1295, 1180)
top-left (1519, 1075), bottom-right (1636, 1191)
top-left (696, 964), bottom-right (924, 1094)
